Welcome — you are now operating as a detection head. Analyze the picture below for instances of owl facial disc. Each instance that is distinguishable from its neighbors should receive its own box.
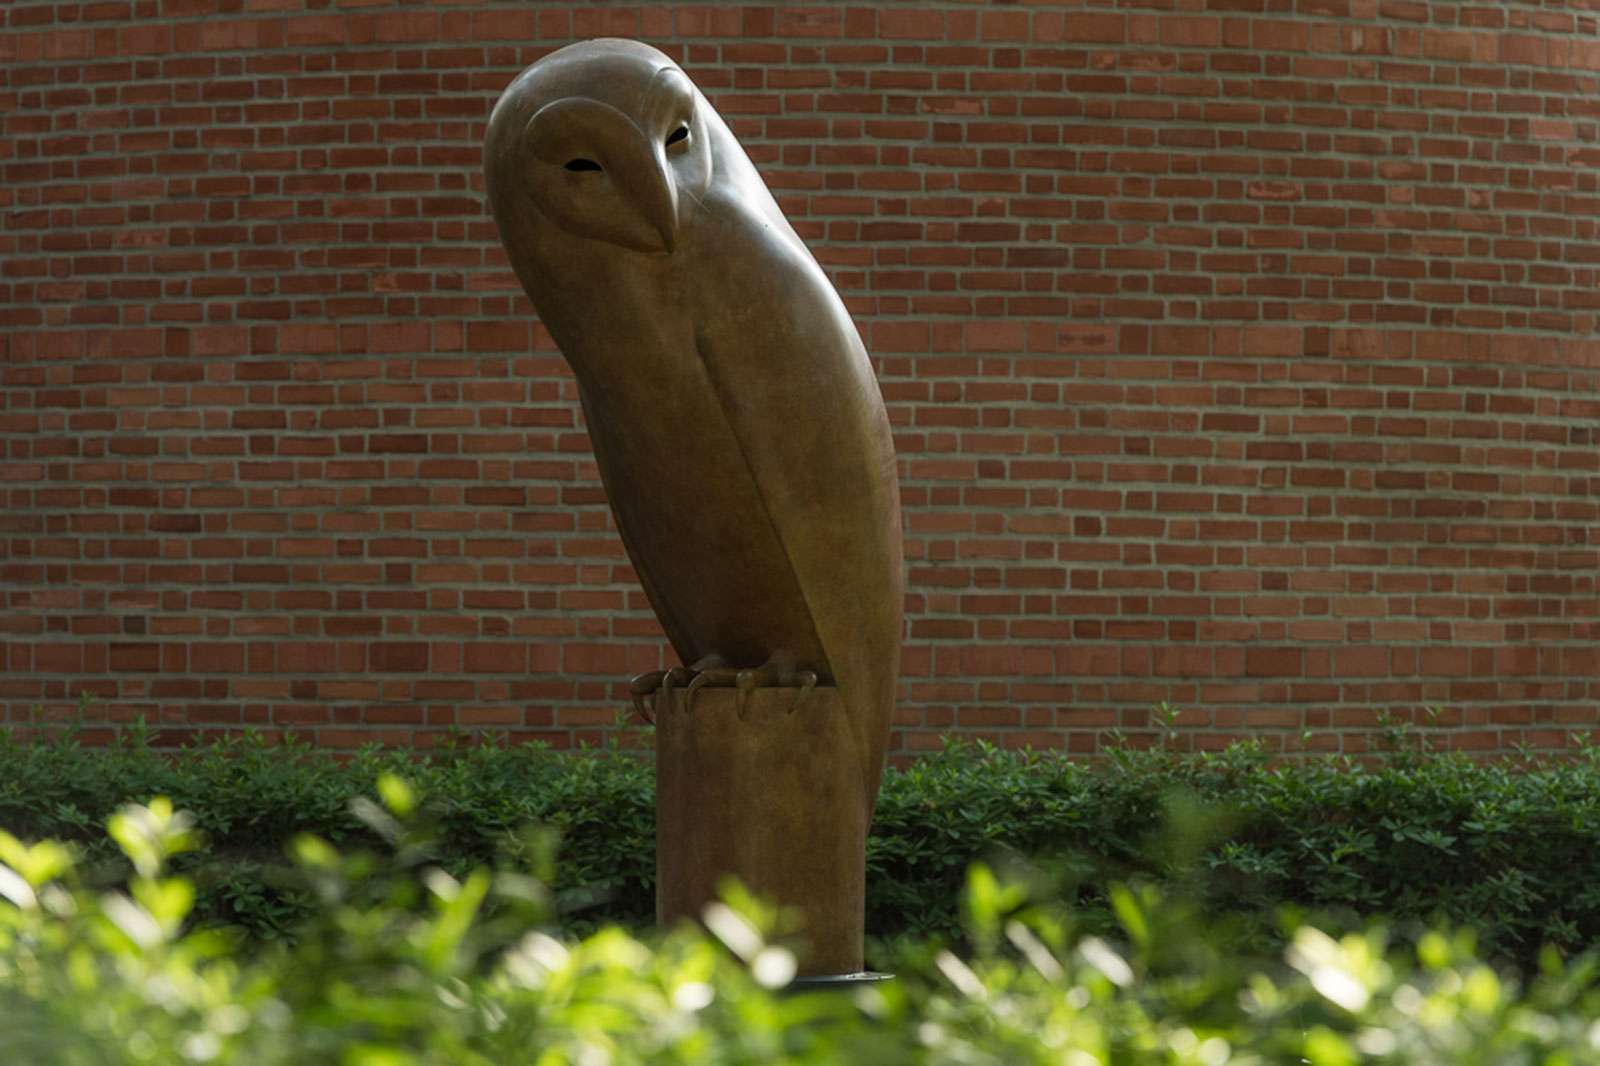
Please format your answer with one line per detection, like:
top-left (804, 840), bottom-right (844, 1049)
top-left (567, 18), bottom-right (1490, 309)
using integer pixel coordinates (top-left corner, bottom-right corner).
top-left (487, 41), bottom-right (713, 256)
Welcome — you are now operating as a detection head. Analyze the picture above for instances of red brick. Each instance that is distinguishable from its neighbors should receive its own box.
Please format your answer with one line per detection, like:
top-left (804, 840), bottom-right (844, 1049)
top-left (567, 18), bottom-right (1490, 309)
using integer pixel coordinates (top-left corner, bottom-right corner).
top-left (878, 9), bottom-right (942, 40)
top-left (1246, 648), bottom-right (1303, 678)
top-left (464, 643), bottom-right (527, 674)
top-left (1, 1), bottom-right (1593, 760)
top-left (109, 644), bottom-right (160, 672)
top-left (1160, 17), bottom-right (1219, 48)
top-left (1065, 13), bottom-right (1125, 43)
top-left (371, 644), bottom-right (428, 672)
top-left (192, 644), bottom-right (245, 673)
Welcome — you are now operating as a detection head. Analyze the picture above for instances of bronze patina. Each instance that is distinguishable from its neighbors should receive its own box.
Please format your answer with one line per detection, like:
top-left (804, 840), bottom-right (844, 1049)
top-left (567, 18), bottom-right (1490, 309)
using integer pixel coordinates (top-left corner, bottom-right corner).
top-left (485, 38), bottom-right (903, 975)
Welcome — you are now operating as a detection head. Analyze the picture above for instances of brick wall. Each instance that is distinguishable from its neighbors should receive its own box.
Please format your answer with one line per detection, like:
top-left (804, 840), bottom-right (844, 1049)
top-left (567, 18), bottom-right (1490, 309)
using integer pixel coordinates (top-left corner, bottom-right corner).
top-left (3, 1), bottom-right (1598, 758)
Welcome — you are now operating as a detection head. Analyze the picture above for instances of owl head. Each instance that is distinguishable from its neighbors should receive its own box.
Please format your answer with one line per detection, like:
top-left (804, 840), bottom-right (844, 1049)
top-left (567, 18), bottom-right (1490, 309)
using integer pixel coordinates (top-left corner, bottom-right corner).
top-left (486, 39), bottom-right (714, 256)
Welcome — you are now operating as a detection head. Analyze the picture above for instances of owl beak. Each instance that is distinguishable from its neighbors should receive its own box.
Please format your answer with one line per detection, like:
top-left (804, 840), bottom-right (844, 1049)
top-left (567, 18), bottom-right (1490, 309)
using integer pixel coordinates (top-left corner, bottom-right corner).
top-left (632, 148), bottom-right (678, 254)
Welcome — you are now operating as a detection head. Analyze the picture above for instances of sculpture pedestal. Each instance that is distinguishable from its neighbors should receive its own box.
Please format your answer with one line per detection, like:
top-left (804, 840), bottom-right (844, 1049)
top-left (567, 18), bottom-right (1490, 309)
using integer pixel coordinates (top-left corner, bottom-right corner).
top-left (655, 684), bottom-right (869, 977)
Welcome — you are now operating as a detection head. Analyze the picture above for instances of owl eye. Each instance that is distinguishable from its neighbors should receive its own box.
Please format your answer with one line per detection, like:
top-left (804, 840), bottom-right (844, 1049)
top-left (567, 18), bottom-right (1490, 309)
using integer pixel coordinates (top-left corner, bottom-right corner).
top-left (665, 125), bottom-right (689, 146)
top-left (564, 158), bottom-right (602, 172)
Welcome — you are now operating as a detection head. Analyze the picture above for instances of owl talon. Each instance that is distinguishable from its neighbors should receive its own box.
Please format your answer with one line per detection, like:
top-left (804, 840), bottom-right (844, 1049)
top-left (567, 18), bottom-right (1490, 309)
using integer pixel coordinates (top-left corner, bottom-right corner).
top-left (686, 667), bottom-right (739, 712)
top-left (629, 671), bottom-right (666, 724)
top-left (788, 671), bottom-right (817, 714)
top-left (631, 691), bottom-right (654, 724)
top-left (735, 669), bottom-right (763, 720)
top-left (641, 661), bottom-right (822, 720)
top-left (659, 666), bottom-right (691, 711)
top-left (685, 671), bottom-right (711, 714)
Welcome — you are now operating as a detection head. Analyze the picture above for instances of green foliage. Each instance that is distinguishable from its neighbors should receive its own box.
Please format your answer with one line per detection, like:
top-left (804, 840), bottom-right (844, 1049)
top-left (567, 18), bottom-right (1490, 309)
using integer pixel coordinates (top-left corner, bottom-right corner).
top-left (869, 737), bottom-right (1600, 971)
top-left (0, 728), bottom-right (657, 941)
top-left (6, 727), bottom-right (1600, 969)
top-left (5, 794), bottom-right (1600, 1064)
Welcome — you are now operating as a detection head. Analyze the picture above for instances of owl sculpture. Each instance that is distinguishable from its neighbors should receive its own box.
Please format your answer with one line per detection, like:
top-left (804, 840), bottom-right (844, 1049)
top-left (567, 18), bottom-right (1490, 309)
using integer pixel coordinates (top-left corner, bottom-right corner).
top-left (484, 39), bottom-right (903, 805)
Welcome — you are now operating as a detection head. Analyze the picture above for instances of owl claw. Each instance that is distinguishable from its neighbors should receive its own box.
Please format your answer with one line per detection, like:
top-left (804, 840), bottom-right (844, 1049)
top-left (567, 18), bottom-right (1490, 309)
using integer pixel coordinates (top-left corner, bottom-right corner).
top-left (735, 669), bottom-right (760, 720)
top-left (686, 667), bottom-right (740, 713)
top-left (631, 667), bottom-right (693, 722)
top-left (629, 671), bottom-right (665, 724)
top-left (634, 662), bottom-right (822, 721)
top-left (788, 671), bottom-right (817, 714)
top-left (659, 666), bottom-right (691, 710)
top-left (684, 671), bottom-right (711, 714)
top-left (630, 692), bottom-right (654, 724)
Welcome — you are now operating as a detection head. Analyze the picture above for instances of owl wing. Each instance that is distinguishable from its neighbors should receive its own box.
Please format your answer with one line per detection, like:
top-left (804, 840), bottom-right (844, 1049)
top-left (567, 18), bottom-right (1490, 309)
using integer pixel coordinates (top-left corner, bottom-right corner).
top-left (578, 384), bottom-right (701, 667)
top-left (690, 223), bottom-right (903, 813)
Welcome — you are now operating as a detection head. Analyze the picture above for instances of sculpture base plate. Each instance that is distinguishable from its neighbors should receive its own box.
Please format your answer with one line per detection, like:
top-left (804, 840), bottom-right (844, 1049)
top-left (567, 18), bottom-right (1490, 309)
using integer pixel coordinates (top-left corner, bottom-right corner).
top-left (786, 970), bottom-right (894, 992)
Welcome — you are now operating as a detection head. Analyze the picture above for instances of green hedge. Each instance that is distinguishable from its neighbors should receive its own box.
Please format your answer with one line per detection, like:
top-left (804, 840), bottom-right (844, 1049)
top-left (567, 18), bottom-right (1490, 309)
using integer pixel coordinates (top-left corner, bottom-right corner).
top-left (4, 791), bottom-right (1600, 1065)
top-left (3, 726), bottom-right (1600, 968)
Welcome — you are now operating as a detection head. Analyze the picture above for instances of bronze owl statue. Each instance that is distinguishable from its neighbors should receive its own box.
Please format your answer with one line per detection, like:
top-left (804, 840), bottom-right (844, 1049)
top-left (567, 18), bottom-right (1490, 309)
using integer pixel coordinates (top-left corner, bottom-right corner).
top-left (484, 39), bottom-right (902, 804)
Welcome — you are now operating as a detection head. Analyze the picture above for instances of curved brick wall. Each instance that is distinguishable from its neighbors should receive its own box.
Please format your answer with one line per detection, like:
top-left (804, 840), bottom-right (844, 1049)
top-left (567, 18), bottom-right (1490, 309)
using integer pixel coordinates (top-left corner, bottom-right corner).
top-left (2, 2), bottom-right (1597, 757)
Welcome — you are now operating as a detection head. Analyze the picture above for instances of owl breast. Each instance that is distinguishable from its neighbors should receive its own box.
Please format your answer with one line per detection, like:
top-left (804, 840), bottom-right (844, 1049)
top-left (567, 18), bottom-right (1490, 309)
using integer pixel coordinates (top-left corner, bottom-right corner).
top-left (562, 191), bottom-right (838, 674)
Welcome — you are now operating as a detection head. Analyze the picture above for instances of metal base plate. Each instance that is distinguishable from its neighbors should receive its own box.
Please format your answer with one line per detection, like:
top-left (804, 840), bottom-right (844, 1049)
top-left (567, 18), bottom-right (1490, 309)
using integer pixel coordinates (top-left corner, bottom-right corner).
top-left (785, 971), bottom-right (894, 992)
